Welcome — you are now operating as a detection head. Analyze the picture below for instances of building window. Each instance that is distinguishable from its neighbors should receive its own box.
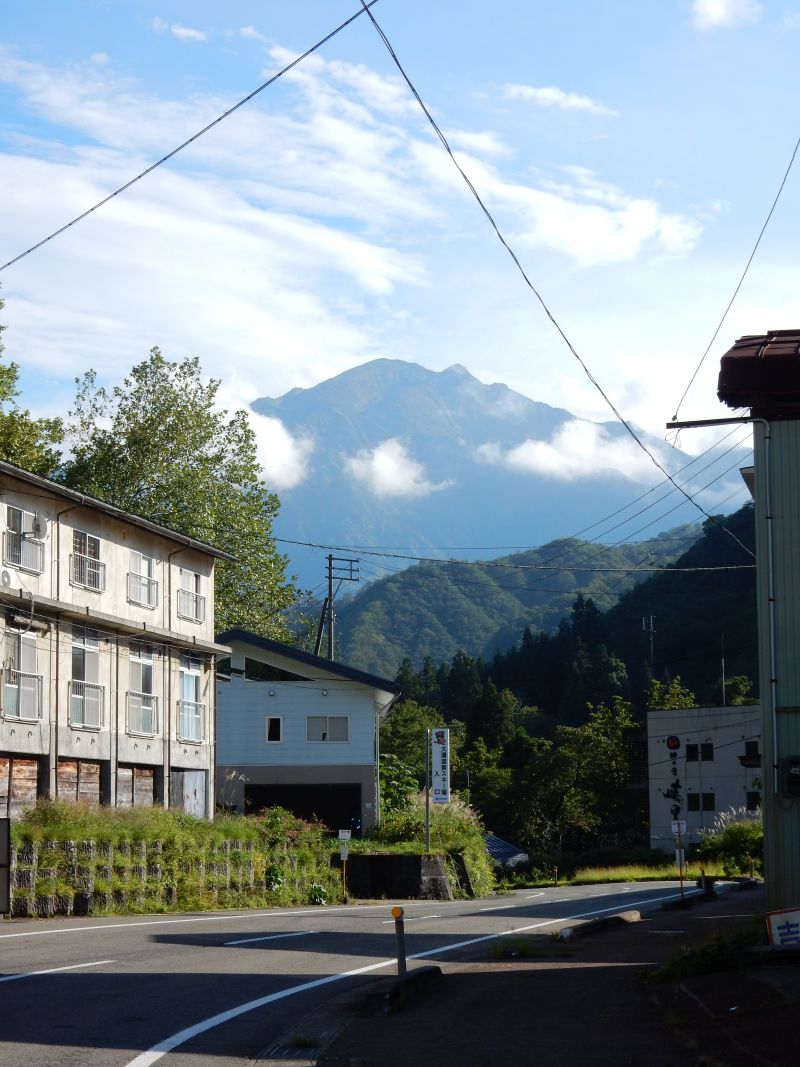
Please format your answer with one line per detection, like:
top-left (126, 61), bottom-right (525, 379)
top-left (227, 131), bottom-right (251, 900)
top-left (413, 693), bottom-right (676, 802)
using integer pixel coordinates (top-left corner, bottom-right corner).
top-left (686, 743), bottom-right (699, 762)
top-left (128, 642), bottom-right (158, 735)
top-left (3, 505), bottom-right (45, 574)
top-left (70, 627), bottom-right (103, 727)
top-left (178, 652), bottom-right (204, 741)
top-left (746, 791), bottom-right (761, 810)
top-left (265, 716), bottom-right (282, 743)
top-left (701, 742), bottom-right (714, 762)
top-left (71, 530), bottom-right (105, 591)
top-left (306, 715), bottom-right (349, 743)
top-left (702, 792), bottom-right (715, 811)
top-left (2, 629), bottom-right (42, 720)
top-left (128, 551), bottom-right (158, 608)
top-left (745, 740), bottom-right (760, 758)
top-left (177, 569), bottom-right (205, 623)
top-left (687, 793), bottom-right (700, 811)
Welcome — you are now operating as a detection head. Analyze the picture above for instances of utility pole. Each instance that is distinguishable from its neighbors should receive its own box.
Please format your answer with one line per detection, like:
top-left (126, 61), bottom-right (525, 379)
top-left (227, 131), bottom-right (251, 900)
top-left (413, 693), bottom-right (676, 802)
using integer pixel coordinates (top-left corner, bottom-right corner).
top-left (642, 615), bottom-right (655, 674)
top-left (721, 633), bottom-right (726, 707)
top-left (316, 554), bottom-right (359, 661)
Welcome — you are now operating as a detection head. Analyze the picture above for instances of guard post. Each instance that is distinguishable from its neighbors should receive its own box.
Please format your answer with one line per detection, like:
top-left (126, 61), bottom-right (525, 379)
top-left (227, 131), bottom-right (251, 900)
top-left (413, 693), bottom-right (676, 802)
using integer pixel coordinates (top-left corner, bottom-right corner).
top-left (391, 905), bottom-right (407, 977)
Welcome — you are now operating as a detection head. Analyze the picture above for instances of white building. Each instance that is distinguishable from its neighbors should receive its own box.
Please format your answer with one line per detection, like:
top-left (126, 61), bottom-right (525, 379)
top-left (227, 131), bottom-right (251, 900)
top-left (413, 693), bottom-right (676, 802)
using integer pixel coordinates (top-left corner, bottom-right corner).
top-left (648, 704), bottom-right (762, 851)
top-left (0, 459), bottom-right (232, 818)
top-left (215, 630), bottom-right (400, 833)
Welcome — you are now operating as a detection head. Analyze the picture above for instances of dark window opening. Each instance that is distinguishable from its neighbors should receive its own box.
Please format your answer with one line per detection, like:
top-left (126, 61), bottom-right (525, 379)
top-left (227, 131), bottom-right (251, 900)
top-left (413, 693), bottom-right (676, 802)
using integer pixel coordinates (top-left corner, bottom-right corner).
top-left (266, 716), bottom-right (282, 742)
top-left (746, 791), bottom-right (761, 810)
top-left (686, 744), bottom-right (699, 762)
top-left (701, 743), bottom-right (714, 762)
top-left (687, 793), bottom-right (700, 811)
top-left (702, 792), bottom-right (715, 811)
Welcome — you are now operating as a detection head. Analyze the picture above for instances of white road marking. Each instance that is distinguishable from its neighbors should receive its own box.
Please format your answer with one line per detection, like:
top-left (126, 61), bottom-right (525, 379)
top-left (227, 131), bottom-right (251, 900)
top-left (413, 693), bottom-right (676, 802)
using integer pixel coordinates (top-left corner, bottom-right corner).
top-left (380, 914), bottom-right (441, 924)
top-left (0, 900), bottom-right (442, 940)
top-left (0, 959), bottom-right (114, 984)
top-left (525, 892), bottom-right (546, 899)
top-left (225, 931), bottom-right (314, 947)
top-left (125, 888), bottom-right (700, 1067)
top-left (478, 906), bottom-right (508, 912)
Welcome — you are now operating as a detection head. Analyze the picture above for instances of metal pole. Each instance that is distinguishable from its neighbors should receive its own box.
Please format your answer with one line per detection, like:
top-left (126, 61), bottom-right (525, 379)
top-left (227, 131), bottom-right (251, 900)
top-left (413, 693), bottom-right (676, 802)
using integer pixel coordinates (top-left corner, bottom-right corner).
top-left (392, 906), bottom-right (407, 976)
top-left (327, 554), bottom-right (334, 660)
top-left (425, 727), bottom-right (431, 853)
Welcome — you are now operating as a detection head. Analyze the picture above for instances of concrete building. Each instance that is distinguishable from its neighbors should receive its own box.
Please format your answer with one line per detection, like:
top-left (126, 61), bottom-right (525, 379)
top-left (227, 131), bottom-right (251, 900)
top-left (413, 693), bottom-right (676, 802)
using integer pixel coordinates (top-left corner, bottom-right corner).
top-left (0, 459), bottom-right (232, 818)
top-left (215, 630), bottom-right (400, 833)
top-left (648, 704), bottom-right (762, 852)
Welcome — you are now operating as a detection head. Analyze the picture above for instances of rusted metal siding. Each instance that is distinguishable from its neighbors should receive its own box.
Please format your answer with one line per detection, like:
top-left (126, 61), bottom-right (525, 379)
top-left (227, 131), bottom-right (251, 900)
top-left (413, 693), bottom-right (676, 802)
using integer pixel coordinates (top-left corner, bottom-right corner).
top-left (754, 419), bottom-right (800, 911)
top-left (117, 766), bottom-right (155, 808)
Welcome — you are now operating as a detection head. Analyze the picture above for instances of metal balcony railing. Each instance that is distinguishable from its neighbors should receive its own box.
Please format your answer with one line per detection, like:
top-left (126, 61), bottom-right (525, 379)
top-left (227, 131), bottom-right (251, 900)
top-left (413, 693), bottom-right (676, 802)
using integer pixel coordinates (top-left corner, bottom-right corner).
top-left (127, 691), bottom-right (159, 735)
top-left (177, 588), bottom-right (206, 623)
top-left (178, 699), bottom-right (204, 742)
top-left (3, 531), bottom-right (44, 574)
top-left (71, 552), bottom-right (106, 592)
top-left (127, 572), bottom-right (158, 608)
top-left (2, 669), bottom-right (43, 720)
top-left (70, 680), bottom-right (104, 728)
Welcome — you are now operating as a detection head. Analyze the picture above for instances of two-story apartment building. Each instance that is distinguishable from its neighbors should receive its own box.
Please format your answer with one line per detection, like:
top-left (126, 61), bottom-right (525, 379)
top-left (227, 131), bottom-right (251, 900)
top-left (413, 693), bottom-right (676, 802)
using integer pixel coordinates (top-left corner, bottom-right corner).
top-left (0, 459), bottom-right (233, 819)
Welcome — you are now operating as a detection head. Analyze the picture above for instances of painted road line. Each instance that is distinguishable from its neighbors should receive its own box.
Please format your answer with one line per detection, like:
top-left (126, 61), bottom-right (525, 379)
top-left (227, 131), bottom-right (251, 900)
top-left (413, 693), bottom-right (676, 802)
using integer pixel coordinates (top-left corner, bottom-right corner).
top-left (225, 931), bottom-right (315, 947)
top-left (380, 914), bottom-right (441, 924)
top-left (525, 892), bottom-right (546, 899)
top-left (0, 900), bottom-right (447, 940)
top-left (478, 906), bottom-right (509, 912)
top-left (0, 959), bottom-right (114, 984)
top-left (125, 887), bottom-right (700, 1067)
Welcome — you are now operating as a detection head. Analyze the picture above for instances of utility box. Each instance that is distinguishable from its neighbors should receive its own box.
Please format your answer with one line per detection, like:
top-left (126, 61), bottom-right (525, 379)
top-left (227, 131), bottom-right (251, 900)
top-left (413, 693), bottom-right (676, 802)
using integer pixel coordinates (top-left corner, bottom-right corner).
top-left (779, 756), bottom-right (800, 799)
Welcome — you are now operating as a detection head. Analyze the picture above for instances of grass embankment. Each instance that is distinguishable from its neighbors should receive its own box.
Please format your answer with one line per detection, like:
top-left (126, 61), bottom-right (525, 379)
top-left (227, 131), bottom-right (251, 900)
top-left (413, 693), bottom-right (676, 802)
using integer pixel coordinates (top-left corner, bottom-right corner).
top-left (570, 862), bottom-right (724, 885)
top-left (10, 796), bottom-right (495, 916)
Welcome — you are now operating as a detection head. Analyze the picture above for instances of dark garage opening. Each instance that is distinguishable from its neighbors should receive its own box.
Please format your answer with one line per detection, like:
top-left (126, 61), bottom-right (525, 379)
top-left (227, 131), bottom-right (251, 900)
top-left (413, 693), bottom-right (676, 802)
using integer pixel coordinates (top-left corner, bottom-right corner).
top-left (245, 783), bottom-right (362, 835)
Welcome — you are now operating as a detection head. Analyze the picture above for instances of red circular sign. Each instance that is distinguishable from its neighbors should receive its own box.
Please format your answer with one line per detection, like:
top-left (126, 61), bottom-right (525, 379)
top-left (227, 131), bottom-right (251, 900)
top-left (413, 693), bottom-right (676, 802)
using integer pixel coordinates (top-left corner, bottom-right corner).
top-left (666, 735), bottom-right (680, 751)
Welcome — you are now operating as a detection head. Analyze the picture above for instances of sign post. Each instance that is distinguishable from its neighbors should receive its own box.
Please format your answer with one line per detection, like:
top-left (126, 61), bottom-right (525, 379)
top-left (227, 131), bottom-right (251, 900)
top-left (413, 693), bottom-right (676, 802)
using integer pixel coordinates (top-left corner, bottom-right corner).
top-left (338, 830), bottom-right (351, 903)
top-left (672, 819), bottom-right (687, 900)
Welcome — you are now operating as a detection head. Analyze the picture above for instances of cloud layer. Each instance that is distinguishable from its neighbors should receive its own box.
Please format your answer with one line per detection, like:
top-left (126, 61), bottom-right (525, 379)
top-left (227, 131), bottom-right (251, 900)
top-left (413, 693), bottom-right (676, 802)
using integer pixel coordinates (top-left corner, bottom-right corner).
top-left (345, 439), bottom-right (453, 498)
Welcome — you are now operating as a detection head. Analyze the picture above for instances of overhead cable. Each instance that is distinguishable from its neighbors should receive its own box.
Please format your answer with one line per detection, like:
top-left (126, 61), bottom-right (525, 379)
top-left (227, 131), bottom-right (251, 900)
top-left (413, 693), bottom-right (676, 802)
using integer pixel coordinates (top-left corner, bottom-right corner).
top-left (358, 0), bottom-right (754, 561)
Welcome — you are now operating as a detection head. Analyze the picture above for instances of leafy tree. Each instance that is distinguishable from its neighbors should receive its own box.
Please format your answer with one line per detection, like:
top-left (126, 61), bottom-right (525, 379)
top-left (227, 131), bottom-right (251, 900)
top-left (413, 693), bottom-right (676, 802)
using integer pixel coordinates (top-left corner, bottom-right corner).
top-left (711, 675), bottom-right (756, 707)
top-left (60, 349), bottom-right (297, 636)
top-left (0, 295), bottom-right (63, 475)
top-left (380, 699), bottom-right (442, 785)
top-left (647, 676), bottom-right (697, 710)
top-left (379, 753), bottom-right (417, 815)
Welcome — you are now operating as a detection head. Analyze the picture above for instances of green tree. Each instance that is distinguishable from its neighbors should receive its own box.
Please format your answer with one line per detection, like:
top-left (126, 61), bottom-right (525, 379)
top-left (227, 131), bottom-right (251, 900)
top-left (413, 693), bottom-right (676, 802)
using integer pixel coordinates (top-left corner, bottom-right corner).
top-left (0, 295), bottom-right (63, 475)
top-left (61, 349), bottom-right (297, 636)
top-left (647, 676), bottom-right (697, 710)
top-left (711, 675), bottom-right (756, 707)
top-left (380, 699), bottom-right (441, 785)
top-left (379, 752), bottom-right (417, 815)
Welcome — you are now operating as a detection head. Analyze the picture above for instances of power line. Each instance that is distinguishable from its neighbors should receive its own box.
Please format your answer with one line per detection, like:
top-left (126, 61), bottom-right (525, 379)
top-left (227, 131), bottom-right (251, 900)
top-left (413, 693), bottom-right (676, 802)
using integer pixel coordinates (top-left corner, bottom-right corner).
top-left (0, 1), bottom-right (383, 274)
top-left (357, 0), bottom-right (755, 562)
top-left (672, 129), bottom-right (800, 422)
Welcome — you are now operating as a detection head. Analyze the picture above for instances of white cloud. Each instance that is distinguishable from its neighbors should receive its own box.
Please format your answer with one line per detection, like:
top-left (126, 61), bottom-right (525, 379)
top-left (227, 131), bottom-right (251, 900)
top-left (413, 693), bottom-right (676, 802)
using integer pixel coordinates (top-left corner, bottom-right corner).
top-left (345, 440), bottom-right (453, 498)
top-left (149, 17), bottom-right (207, 42)
top-left (475, 421), bottom-right (667, 482)
top-left (240, 26), bottom-right (268, 44)
top-left (503, 83), bottom-right (618, 118)
top-left (691, 0), bottom-right (762, 30)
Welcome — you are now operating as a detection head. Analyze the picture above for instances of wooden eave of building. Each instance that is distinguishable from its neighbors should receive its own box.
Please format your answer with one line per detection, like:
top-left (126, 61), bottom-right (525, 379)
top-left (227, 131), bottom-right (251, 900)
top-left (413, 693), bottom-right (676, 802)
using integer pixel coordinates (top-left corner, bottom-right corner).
top-left (0, 585), bottom-right (231, 656)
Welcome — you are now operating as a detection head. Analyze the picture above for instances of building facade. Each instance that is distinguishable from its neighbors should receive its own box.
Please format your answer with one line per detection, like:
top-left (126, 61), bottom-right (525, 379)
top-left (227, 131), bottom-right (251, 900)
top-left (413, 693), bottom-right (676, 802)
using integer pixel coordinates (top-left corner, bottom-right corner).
top-left (0, 460), bottom-right (232, 819)
top-left (648, 704), bottom-right (762, 851)
top-left (216, 630), bottom-right (400, 833)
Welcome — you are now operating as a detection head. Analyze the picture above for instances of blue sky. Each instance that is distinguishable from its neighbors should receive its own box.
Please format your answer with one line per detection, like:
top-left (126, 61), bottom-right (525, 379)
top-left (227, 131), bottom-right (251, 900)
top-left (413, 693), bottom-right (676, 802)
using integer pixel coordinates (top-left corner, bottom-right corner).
top-left (0, 1), bottom-right (794, 501)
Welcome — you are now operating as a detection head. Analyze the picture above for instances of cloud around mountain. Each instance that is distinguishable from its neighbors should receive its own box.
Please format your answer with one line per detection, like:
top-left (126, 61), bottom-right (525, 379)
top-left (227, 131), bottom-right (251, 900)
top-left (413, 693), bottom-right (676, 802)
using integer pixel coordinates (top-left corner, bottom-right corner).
top-left (345, 439), bottom-right (454, 498)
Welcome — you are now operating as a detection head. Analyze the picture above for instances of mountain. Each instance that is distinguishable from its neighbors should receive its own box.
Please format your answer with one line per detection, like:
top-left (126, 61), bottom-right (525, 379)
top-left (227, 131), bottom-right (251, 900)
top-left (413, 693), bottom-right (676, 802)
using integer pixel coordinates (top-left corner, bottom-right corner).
top-left (333, 526), bottom-right (701, 677)
top-left (253, 359), bottom-right (749, 589)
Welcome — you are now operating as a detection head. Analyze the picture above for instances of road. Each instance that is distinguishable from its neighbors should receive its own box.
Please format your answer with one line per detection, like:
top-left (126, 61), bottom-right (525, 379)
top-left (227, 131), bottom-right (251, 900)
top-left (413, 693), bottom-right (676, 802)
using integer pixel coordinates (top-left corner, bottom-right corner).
top-left (0, 881), bottom-right (696, 1066)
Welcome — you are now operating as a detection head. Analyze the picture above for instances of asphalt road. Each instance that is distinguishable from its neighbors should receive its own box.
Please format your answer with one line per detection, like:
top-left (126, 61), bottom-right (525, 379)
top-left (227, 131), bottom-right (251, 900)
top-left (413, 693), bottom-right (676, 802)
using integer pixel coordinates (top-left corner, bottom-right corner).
top-left (0, 881), bottom-right (697, 1066)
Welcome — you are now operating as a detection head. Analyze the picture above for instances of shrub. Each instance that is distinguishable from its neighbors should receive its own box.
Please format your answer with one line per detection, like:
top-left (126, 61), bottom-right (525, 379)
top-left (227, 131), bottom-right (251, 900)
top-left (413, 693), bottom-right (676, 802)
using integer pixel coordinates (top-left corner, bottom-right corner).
top-left (697, 806), bottom-right (763, 876)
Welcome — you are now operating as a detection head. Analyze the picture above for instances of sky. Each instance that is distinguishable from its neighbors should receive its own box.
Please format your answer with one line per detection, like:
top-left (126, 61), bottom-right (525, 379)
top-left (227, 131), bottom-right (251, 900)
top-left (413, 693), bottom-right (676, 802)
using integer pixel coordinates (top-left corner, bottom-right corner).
top-left (1, 0), bottom-right (796, 511)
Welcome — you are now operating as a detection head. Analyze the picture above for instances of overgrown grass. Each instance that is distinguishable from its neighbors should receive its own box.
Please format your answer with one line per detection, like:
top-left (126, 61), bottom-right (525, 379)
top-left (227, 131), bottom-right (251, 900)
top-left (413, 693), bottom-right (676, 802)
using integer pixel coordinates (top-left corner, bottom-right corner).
top-left (647, 921), bottom-right (763, 983)
top-left (571, 862), bottom-right (724, 885)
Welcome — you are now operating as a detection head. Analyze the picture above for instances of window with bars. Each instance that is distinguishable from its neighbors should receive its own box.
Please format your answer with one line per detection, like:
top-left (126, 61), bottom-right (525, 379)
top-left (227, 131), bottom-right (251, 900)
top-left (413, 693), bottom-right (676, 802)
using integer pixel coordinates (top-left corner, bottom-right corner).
top-left (2, 629), bottom-right (42, 720)
top-left (3, 505), bottom-right (45, 573)
top-left (128, 642), bottom-right (158, 734)
top-left (71, 530), bottom-right (105, 591)
top-left (177, 568), bottom-right (205, 623)
top-left (128, 551), bottom-right (158, 608)
top-left (70, 626), bottom-right (103, 727)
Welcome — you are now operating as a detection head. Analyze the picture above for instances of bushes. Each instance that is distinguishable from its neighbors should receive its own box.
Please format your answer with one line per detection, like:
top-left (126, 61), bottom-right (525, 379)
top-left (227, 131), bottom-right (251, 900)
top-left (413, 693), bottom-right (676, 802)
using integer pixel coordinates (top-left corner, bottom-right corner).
top-left (698, 806), bottom-right (763, 877)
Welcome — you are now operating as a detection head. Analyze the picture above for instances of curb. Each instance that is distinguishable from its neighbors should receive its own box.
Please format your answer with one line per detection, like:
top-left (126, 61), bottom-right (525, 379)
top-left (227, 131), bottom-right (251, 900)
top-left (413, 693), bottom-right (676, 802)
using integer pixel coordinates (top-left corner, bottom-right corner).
top-left (383, 964), bottom-right (443, 1015)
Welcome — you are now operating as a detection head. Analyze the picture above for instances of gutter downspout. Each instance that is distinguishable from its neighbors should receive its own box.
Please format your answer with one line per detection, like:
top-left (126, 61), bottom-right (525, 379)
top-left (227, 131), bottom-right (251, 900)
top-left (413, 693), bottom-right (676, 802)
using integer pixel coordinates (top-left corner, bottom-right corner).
top-left (753, 418), bottom-right (778, 795)
top-left (53, 504), bottom-right (79, 800)
top-left (165, 547), bottom-right (184, 812)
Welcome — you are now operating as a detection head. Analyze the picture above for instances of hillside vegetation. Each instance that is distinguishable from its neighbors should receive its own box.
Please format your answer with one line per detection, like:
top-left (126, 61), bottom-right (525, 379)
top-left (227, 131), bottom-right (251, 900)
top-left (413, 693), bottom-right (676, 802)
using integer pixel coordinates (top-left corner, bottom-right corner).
top-left (337, 526), bottom-right (700, 676)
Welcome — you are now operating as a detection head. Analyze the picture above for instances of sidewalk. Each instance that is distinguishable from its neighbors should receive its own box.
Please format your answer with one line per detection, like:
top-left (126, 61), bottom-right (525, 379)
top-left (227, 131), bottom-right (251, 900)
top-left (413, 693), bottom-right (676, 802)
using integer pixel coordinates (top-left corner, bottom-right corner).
top-left (284, 884), bottom-right (798, 1067)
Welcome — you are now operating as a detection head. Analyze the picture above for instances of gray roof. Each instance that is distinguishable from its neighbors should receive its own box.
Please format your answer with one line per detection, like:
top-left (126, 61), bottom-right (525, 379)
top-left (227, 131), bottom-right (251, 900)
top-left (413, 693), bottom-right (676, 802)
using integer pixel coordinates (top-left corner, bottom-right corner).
top-left (216, 628), bottom-right (401, 694)
top-left (0, 458), bottom-right (236, 561)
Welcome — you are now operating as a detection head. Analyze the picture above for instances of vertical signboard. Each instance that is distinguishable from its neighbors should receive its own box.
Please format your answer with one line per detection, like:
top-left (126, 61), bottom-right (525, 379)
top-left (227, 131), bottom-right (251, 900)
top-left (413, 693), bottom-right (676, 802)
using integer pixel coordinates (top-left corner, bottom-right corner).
top-left (0, 818), bottom-right (10, 915)
top-left (432, 728), bottom-right (450, 805)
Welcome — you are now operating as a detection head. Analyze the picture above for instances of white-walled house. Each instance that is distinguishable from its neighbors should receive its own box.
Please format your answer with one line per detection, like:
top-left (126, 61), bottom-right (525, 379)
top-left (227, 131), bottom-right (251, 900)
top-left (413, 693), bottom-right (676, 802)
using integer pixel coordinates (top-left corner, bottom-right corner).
top-left (648, 704), bottom-right (762, 851)
top-left (215, 630), bottom-right (400, 833)
top-left (0, 459), bottom-right (232, 818)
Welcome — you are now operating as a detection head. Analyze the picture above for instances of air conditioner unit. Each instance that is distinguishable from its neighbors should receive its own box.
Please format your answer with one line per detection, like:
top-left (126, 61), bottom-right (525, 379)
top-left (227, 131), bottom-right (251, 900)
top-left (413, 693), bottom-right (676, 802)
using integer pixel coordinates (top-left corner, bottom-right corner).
top-left (1, 568), bottom-right (18, 590)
